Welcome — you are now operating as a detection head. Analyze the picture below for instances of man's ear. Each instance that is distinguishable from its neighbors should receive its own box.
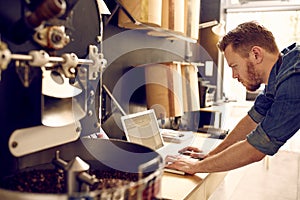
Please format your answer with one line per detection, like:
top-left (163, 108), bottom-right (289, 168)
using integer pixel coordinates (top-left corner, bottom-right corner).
top-left (250, 46), bottom-right (263, 64)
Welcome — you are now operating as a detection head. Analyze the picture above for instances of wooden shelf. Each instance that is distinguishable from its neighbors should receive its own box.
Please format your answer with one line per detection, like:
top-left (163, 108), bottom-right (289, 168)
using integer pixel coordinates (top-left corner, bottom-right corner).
top-left (110, 0), bottom-right (198, 44)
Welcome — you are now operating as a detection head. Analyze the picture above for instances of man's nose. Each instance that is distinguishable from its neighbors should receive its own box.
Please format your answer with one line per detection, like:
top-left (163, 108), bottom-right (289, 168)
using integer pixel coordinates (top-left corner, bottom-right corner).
top-left (232, 70), bottom-right (238, 79)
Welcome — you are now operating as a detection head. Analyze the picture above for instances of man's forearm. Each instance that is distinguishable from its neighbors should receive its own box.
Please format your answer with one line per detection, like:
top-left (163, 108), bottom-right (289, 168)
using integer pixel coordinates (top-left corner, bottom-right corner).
top-left (208, 115), bottom-right (257, 156)
top-left (196, 140), bottom-right (265, 173)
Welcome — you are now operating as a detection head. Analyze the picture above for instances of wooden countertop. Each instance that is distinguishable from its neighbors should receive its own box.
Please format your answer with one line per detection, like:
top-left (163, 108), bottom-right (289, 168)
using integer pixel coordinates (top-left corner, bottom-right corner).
top-left (160, 171), bottom-right (227, 200)
top-left (160, 171), bottom-right (207, 199)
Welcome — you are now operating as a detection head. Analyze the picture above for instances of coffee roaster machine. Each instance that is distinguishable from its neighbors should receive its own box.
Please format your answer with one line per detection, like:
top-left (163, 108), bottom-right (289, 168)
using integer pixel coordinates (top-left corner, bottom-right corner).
top-left (0, 0), bottom-right (163, 199)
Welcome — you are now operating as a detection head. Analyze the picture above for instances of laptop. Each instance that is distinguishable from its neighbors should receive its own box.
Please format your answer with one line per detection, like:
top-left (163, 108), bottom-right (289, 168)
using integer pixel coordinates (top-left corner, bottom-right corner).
top-left (121, 109), bottom-right (165, 150)
top-left (121, 109), bottom-right (194, 175)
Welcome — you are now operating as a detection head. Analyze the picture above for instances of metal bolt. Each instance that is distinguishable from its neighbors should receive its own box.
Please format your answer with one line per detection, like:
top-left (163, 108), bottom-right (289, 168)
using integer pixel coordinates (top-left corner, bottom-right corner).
top-left (94, 122), bottom-right (101, 128)
top-left (90, 90), bottom-right (95, 97)
top-left (92, 71), bottom-right (98, 78)
top-left (36, 32), bottom-right (44, 40)
top-left (51, 33), bottom-right (62, 44)
top-left (96, 36), bottom-right (102, 43)
top-left (69, 67), bottom-right (76, 74)
top-left (76, 127), bottom-right (81, 133)
top-left (11, 141), bottom-right (18, 148)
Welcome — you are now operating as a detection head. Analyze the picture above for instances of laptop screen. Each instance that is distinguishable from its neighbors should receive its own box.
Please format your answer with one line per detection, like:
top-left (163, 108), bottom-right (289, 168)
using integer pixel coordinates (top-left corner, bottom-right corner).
top-left (121, 109), bottom-right (164, 150)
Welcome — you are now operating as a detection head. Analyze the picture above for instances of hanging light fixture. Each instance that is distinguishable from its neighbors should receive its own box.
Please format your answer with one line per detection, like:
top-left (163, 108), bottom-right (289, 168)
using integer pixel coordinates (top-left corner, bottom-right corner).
top-left (199, 20), bottom-right (226, 36)
top-left (212, 20), bottom-right (226, 36)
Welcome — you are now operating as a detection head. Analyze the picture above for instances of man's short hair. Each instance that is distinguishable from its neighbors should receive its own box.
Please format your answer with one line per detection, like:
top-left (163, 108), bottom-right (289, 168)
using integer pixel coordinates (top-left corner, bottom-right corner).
top-left (217, 21), bottom-right (279, 58)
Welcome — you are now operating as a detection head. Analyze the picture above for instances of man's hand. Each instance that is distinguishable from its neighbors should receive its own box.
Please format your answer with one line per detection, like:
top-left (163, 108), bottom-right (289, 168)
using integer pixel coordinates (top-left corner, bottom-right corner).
top-left (178, 146), bottom-right (207, 159)
top-left (165, 154), bottom-right (200, 175)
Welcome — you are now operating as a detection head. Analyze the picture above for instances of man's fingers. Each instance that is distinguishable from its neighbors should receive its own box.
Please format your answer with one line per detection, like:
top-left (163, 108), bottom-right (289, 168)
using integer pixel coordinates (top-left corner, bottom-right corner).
top-left (178, 147), bottom-right (203, 154)
top-left (189, 152), bottom-right (206, 160)
top-left (165, 155), bottom-right (181, 164)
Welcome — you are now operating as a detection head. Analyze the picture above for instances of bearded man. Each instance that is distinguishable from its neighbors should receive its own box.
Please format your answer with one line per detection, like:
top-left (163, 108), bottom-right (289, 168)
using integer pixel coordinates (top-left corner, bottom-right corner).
top-left (166, 21), bottom-right (300, 174)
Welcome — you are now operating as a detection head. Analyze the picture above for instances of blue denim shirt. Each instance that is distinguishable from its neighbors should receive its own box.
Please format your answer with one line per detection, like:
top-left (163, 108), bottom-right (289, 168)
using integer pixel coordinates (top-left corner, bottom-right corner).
top-left (247, 43), bottom-right (300, 155)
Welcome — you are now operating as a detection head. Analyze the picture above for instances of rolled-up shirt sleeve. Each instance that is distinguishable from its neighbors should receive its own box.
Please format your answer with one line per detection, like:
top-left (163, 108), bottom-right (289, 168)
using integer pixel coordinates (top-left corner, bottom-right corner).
top-left (248, 106), bottom-right (265, 124)
top-left (247, 74), bottom-right (300, 155)
top-left (247, 125), bottom-right (285, 155)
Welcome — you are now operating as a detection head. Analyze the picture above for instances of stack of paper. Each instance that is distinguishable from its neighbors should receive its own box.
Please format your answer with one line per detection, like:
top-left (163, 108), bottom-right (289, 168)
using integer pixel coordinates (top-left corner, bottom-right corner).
top-left (160, 129), bottom-right (194, 143)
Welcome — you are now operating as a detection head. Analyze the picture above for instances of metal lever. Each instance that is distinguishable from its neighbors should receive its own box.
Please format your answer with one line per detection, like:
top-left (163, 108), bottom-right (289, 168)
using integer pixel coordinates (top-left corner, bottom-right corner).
top-left (52, 151), bottom-right (99, 195)
top-left (103, 84), bottom-right (127, 116)
top-left (0, 44), bottom-right (101, 79)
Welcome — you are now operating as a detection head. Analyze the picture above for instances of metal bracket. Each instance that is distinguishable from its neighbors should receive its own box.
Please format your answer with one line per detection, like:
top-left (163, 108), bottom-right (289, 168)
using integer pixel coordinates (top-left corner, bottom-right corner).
top-left (61, 53), bottom-right (78, 78)
top-left (88, 45), bottom-right (107, 80)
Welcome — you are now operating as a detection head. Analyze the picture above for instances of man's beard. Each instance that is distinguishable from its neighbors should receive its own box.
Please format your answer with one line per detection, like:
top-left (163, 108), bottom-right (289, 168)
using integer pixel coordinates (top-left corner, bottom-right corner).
top-left (245, 62), bottom-right (261, 92)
